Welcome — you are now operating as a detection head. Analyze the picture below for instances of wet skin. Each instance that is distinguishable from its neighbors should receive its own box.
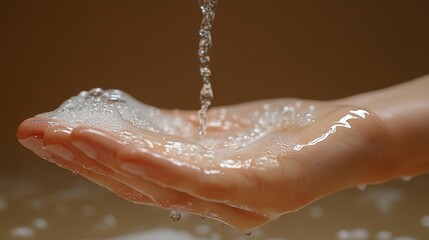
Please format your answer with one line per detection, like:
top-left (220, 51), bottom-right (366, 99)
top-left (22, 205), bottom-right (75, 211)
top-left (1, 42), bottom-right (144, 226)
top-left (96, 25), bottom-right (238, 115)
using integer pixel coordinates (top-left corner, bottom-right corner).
top-left (17, 99), bottom-right (390, 232)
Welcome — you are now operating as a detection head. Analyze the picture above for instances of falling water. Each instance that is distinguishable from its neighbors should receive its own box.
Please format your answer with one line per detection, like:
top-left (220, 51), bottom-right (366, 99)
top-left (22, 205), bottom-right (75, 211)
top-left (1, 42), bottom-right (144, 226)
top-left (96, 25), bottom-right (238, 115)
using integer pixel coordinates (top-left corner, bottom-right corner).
top-left (197, 0), bottom-right (218, 137)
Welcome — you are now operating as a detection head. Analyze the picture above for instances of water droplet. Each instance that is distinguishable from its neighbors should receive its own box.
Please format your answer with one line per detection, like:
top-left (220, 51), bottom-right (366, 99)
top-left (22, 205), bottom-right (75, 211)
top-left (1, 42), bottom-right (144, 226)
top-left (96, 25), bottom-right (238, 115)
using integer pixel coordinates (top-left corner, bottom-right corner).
top-left (88, 88), bottom-right (104, 97)
top-left (200, 67), bottom-right (211, 77)
top-left (104, 90), bottom-right (126, 104)
top-left (170, 210), bottom-right (181, 222)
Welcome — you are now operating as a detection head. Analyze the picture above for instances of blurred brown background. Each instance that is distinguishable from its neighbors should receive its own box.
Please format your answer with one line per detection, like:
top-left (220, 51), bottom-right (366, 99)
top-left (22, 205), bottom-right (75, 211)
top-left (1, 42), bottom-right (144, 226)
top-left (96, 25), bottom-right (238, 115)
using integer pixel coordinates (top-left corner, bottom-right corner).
top-left (1, 1), bottom-right (429, 180)
top-left (1, 1), bottom-right (429, 239)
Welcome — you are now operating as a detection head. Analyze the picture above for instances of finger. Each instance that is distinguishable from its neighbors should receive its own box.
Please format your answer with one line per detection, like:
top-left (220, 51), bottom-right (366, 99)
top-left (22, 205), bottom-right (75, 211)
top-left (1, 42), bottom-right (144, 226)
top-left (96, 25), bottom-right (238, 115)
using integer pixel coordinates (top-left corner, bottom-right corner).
top-left (68, 127), bottom-right (269, 231)
top-left (19, 118), bottom-right (271, 231)
top-left (18, 118), bottom-right (156, 205)
top-left (49, 147), bottom-right (157, 206)
top-left (17, 118), bottom-right (247, 208)
top-left (70, 127), bottom-right (250, 204)
top-left (116, 144), bottom-right (298, 218)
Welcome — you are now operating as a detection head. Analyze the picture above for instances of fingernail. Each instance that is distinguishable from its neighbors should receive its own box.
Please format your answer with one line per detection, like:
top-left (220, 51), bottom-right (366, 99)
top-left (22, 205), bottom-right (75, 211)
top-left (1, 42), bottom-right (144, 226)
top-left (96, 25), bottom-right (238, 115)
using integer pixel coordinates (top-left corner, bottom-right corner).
top-left (44, 144), bottom-right (74, 161)
top-left (72, 141), bottom-right (98, 159)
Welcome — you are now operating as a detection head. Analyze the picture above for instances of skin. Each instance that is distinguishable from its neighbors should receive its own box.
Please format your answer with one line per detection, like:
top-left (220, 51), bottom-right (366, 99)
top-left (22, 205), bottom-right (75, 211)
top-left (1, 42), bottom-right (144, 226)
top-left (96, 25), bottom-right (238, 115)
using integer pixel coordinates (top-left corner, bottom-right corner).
top-left (16, 75), bottom-right (429, 233)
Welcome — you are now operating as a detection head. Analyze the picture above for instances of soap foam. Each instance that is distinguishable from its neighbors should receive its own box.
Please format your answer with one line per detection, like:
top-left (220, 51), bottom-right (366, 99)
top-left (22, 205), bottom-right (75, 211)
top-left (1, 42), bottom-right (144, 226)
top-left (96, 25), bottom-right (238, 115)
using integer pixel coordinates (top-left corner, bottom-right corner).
top-left (201, 101), bottom-right (315, 150)
top-left (39, 89), bottom-right (315, 173)
top-left (40, 89), bottom-right (314, 150)
top-left (39, 88), bottom-right (193, 136)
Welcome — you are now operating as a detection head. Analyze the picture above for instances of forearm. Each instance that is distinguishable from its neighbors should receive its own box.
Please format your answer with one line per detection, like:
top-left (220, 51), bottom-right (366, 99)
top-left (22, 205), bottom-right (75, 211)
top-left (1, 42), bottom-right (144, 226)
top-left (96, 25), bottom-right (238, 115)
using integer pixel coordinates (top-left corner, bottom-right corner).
top-left (336, 75), bottom-right (429, 180)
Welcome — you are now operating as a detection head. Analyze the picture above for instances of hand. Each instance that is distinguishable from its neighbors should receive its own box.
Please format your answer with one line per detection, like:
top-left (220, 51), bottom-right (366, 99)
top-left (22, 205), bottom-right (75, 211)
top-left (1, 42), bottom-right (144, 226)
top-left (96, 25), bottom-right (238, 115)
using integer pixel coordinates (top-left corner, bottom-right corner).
top-left (17, 90), bottom-right (392, 232)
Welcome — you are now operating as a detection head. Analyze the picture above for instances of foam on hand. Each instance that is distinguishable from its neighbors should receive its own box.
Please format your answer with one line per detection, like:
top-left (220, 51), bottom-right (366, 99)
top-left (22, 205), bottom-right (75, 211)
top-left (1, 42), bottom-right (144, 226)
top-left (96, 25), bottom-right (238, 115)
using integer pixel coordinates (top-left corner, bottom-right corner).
top-left (37, 88), bottom-right (315, 174)
top-left (38, 88), bottom-right (193, 136)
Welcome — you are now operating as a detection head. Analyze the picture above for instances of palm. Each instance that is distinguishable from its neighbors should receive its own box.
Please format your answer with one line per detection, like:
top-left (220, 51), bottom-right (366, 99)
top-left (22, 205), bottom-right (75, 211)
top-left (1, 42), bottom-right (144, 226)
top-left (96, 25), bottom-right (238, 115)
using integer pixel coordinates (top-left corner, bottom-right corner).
top-left (17, 89), bottom-right (386, 232)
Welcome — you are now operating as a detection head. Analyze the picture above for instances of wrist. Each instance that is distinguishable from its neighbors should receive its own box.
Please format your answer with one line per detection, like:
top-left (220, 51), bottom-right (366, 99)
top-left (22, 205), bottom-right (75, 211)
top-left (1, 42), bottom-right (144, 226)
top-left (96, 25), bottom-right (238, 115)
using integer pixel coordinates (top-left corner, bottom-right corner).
top-left (335, 76), bottom-right (429, 182)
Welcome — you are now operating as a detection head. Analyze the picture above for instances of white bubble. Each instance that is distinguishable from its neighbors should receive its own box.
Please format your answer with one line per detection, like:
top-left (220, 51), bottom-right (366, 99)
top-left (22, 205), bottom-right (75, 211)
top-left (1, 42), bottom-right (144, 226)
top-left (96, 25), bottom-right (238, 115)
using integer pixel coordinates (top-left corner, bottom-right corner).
top-left (0, 198), bottom-right (7, 211)
top-left (357, 184), bottom-right (367, 191)
top-left (32, 218), bottom-right (49, 229)
top-left (108, 228), bottom-right (215, 240)
top-left (353, 228), bottom-right (369, 239)
top-left (337, 228), bottom-right (369, 240)
top-left (401, 176), bottom-right (412, 182)
top-left (355, 188), bottom-right (404, 213)
top-left (337, 229), bottom-right (351, 239)
top-left (421, 215), bottom-right (429, 227)
top-left (103, 214), bottom-right (117, 227)
top-left (376, 230), bottom-right (392, 240)
top-left (94, 214), bottom-right (117, 231)
top-left (9, 226), bottom-right (35, 238)
top-left (194, 224), bottom-right (211, 235)
top-left (308, 206), bottom-right (323, 219)
top-left (82, 204), bottom-right (96, 217)
top-left (393, 237), bottom-right (416, 240)
top-left (210, 232), bottom-right (221, 240)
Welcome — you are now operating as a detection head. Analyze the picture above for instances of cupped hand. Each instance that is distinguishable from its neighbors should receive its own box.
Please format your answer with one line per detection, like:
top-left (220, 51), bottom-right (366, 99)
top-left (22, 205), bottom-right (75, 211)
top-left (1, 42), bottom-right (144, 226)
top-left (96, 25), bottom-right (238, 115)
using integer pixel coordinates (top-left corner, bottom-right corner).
top-left (17, 89), bottom-right (389, 232)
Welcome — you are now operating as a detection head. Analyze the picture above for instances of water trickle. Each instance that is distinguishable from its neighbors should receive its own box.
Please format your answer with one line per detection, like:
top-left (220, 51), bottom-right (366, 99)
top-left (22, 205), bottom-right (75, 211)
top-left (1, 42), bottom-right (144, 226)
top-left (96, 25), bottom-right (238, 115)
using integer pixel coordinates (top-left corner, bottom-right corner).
top-left (170, 210), bottom-right (182, 222)
top-left (197, 0), bottom-right (219, 137)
